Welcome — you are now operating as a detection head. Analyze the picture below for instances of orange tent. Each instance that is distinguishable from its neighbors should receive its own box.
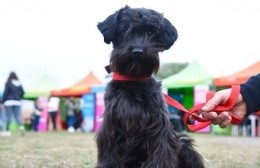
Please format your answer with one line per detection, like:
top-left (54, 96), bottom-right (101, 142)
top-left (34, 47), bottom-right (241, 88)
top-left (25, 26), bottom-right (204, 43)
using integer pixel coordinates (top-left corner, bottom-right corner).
top-left (51, 71), bottom-right (103, 97)
top-left (214, 61), bottom-right (260, 86)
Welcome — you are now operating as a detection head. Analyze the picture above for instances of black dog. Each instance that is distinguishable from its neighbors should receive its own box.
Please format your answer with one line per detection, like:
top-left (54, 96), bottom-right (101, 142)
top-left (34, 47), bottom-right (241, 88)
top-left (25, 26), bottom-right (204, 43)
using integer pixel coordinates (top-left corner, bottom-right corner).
top-left (96, 6), bottom-right (205, 168)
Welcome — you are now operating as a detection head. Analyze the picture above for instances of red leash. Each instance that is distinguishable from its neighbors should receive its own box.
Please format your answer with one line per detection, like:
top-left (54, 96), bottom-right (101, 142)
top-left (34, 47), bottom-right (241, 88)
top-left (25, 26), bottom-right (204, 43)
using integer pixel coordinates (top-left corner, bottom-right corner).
top-left (164, 85), bottom-right (243, 131)
top-left (112, 72), bottom-right (243, 132)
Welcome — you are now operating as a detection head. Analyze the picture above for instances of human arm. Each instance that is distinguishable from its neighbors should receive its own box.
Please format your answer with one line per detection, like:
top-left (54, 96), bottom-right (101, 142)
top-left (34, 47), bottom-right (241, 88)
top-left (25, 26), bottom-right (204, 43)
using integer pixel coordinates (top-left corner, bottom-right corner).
top-left (201, 73), bottom-right (260, 128)
top-left (240, 74), bottom-right (260, 116)
top-left (2, 83), bottom-right (10, 103)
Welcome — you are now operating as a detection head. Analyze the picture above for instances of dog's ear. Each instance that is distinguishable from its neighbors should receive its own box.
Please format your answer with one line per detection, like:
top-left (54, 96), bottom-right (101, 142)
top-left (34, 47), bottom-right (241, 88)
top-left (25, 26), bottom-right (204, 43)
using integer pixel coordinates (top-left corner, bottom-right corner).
top-left (159, 18), bottom-right (178, 49)
top-left (97, 6), bottom-right (129, 44)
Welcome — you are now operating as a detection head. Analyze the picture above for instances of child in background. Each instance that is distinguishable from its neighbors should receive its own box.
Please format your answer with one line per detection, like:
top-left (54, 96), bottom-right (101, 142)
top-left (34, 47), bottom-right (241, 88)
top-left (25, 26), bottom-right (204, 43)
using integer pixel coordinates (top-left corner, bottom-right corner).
top-left (65, 97), bottom-right (77, 133)
top-left (47, 97), bottom-right (60, 131)
top-left (32, 98), bottom-right (43, 131)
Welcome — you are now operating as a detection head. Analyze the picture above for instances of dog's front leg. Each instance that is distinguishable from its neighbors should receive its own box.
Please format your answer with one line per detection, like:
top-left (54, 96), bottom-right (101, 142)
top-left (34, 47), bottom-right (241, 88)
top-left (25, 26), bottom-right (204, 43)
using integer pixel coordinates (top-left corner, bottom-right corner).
top-left (140, 139), bottom-right (178, 168)
top-left (96, 153), bottom-right (123, 168)
top-left (141, 158), bottom-right (175, 168)
top-left (96, 131), bottom-right (123, 168)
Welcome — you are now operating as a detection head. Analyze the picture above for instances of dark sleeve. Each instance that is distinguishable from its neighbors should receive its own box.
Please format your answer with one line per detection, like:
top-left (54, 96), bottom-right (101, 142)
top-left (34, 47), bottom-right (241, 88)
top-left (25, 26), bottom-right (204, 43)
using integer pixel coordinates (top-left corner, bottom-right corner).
top-left (240, 73), bottom-right (260, 116)
top-left (2, 83), bottom-right (9, 103)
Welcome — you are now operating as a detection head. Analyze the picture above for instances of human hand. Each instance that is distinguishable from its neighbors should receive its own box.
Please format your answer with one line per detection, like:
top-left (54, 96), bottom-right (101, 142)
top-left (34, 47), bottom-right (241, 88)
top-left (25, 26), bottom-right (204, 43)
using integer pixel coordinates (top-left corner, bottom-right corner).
top-left (201, 88), bottom-right (247, 128)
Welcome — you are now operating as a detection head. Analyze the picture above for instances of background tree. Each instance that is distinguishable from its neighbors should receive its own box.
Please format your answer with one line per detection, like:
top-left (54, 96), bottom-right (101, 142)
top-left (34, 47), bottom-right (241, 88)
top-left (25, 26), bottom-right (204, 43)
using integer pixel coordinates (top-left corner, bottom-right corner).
top-left (155, 62), bottom-right (188, 80)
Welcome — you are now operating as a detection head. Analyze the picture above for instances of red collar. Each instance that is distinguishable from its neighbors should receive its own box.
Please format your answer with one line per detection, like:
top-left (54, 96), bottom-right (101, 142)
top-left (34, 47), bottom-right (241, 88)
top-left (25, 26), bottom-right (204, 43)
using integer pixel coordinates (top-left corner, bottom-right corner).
top-left (113, 72), bottom-right (151, 81)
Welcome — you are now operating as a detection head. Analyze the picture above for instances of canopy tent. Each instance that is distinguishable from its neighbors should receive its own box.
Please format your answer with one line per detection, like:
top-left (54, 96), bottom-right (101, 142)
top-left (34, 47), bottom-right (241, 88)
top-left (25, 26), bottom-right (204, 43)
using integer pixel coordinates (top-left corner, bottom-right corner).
top-left (162, 61), bottom-right (212, 89)
top-left (161, 61), bottom-right (212, 111)
top-left (214, 61), bottom-right (260, 86)
top-left (23, 75), bottom-right (58, 99)
top-left (51, 71), bottom-right (103, 97)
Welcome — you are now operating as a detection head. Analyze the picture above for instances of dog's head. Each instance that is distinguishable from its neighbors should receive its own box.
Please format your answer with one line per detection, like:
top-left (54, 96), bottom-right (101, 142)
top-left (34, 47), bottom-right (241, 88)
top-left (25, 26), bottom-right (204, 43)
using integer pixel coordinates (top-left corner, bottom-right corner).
top-left (98, 6), bottom-right (178, 78)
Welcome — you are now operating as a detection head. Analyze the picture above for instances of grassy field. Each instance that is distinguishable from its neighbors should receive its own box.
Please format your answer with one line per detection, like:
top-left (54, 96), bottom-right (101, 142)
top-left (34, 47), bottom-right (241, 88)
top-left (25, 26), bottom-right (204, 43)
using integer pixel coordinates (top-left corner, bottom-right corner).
top-left (0, 132), bottom-right (260, 168)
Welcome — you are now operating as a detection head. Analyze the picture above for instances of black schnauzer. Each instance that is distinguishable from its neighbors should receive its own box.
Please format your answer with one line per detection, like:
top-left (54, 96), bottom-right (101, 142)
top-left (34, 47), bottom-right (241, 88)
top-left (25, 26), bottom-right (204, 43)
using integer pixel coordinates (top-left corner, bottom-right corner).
top-left (96, 6), bottom-right (205, 168)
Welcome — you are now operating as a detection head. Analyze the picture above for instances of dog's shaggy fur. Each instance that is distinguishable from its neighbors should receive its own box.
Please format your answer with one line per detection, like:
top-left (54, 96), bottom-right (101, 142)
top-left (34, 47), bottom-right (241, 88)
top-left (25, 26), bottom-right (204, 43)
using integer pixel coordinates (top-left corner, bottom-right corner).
top-left (96, 6), bottom-right (205, 168)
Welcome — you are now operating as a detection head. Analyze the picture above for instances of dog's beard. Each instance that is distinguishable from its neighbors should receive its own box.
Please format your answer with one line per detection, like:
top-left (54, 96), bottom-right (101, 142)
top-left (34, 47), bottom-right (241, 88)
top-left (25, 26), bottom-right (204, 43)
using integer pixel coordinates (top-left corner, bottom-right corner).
top-left (110, 47), bottom-right (160, 78)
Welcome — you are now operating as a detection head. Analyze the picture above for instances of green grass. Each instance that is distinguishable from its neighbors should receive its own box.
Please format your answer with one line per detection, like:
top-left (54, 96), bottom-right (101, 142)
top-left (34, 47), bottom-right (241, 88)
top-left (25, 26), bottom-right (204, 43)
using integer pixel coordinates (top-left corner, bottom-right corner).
top-left (0, 132), bottom-right (97, 168)
top-left (0, 132), bottom-right (260, 168)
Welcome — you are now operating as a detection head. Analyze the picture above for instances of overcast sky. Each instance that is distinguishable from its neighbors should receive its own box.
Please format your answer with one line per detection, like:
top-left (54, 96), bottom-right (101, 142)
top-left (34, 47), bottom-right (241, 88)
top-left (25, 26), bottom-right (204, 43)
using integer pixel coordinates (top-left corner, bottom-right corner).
top-left (0, 0), bottom-right (259, 91)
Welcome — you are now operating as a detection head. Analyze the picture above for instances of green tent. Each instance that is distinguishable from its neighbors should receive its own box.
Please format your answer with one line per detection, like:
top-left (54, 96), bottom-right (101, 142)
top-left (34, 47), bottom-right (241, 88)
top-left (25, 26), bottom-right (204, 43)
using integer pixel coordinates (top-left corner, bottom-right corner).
top-left (162, 61), bottom-right (212, 88)
top-left (162, 61), bottom-right (213, 110)
top-left (23, 75), bottom-right (58, 99)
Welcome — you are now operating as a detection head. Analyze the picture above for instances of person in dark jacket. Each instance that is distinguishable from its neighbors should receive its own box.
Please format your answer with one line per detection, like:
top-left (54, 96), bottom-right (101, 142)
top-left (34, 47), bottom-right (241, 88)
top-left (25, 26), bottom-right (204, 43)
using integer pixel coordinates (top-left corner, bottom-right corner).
top-left (2, 72), bottom-right (25, 137)
top-left (201, 73), bottom-right (260, 128)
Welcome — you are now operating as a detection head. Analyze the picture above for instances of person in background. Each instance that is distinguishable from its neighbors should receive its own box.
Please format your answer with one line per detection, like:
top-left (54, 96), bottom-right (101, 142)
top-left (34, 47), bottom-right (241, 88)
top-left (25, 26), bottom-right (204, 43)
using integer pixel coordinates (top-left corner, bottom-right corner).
top-left (74, 108), bottom-right (83, 132)
top-left (32, 98), bottom-right (43, 132)
top-left (47, 97), bottom-right (60, 131)
top-left (201, 74), bottom-right (260, 128)
top-left (0, 94), bottom-right (4, 135)
top-left (1, 72), bottom-right (25, 137)
top-left (65, 97), bottom-right (77, 133)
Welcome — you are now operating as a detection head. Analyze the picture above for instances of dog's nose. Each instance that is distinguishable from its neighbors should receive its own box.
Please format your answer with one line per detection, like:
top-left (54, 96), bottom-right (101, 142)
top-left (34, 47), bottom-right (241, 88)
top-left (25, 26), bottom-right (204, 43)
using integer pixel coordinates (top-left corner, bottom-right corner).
top-left (132, 48), bottom-right (143, 55)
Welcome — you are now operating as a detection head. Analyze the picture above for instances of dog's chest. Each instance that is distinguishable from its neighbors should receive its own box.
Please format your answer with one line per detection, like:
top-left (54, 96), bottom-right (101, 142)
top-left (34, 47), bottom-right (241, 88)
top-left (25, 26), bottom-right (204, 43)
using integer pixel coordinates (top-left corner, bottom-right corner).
top-left (104, 79), bottom-right (168, 128)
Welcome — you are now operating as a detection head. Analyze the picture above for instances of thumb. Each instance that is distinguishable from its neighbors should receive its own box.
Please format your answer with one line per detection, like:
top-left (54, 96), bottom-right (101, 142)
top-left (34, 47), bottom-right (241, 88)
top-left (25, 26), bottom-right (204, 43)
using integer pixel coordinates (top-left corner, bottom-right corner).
top-left (202, 90), bottom-right (229, 111)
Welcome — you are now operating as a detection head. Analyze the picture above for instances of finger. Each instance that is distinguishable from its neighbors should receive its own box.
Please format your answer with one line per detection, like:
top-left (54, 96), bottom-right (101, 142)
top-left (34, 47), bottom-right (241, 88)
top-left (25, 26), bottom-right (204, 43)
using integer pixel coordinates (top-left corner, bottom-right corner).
top-left (219, 111), bottom-right (232, 128)
top-left (202, 98), bottom-right (221, 112)
top-left (212, 117), bottom-right (221, 125)
top-left (218, 111), bottom-right (231, 121)
top-left (212, 112), bottom-right (230, 125)
top-left (201, 112), bottom-right (218, 120)
top-left (202, 90), bottom-right (231, 112)
top-left (219, 116), bottom-right (232, 128)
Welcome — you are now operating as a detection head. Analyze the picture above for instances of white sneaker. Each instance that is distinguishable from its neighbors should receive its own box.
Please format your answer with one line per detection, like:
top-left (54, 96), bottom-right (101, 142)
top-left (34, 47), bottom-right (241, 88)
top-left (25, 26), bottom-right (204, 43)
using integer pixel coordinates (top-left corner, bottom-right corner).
top-left (67, 127), bottom-right (75, 133)
top-left (3, 131), bottom-right (11, 137)
top-left (20, 125), bottom-right (25, 136)
top-left (6, 131), bottom-right (11, 137)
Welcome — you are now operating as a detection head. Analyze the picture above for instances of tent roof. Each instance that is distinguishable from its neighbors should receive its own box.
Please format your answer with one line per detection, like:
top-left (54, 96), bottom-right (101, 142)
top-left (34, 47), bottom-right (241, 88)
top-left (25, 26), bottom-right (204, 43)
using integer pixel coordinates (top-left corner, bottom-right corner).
top-left (162, 61), bottom-right (212, 88)
top-left (51, 71), bottom-right (103, 97)
top-left (214, 61), bottom-right (260, 86)
top-left (23, 75), bottom-right (58, 99)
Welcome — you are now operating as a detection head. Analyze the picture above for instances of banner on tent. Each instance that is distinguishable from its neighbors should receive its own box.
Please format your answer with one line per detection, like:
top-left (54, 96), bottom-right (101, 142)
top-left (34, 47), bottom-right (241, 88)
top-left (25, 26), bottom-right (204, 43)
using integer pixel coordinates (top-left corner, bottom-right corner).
top-left (81, 94), bottom-right (95, 132)
top-left (94, 92), bottom-right (105, 132)
top-left (38, 97), bottom-right (48, 132)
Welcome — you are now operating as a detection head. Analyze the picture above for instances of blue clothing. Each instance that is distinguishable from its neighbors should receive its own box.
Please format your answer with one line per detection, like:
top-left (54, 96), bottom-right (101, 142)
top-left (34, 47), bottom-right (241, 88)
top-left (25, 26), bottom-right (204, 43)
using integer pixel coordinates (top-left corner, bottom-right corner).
top-left (2, 80), bottom-right (24, 131)
top-left (33, 115), bottom-right (40, 131)
top-left (4, 105), bottom-right (22, 131)
top-left (32, 102), bottom-right (42, 131)
top-left (0, 107), bottom-right (3, 131)
top-left (48, 111), bottom-right (57, 131)
top-left (2, 81), bottom-right (24, 103)
top-left (240, 73), bottom-right (260, 116)
top-left (67, 115), bottom-right (76, 128)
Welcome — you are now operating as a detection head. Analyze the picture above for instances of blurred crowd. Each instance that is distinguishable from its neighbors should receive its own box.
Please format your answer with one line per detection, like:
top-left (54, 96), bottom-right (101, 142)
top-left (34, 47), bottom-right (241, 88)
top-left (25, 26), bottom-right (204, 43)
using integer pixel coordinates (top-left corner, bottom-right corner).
top-left (0, 72), bottom-right (84, 137)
